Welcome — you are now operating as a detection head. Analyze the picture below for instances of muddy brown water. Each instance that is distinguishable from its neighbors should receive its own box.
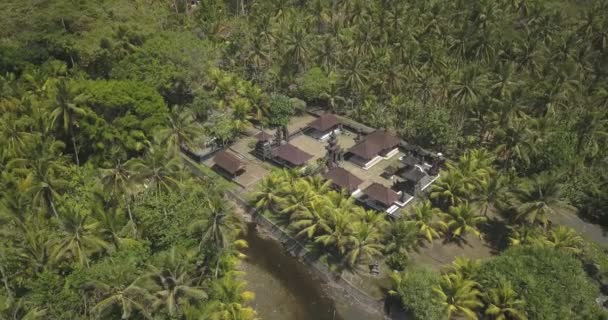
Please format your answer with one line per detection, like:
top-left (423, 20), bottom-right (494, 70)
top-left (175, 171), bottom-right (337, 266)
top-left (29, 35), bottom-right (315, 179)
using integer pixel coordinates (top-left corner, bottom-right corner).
top-left (240, 224), bottom-right (384, 320)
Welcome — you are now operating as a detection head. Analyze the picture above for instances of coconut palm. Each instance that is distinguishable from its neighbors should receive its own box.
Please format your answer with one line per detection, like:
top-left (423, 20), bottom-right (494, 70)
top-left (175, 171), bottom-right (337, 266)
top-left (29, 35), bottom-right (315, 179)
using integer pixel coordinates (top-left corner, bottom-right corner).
top-left (315, 210), bottom-right (355, 255)
top-left (443, 203), bottom-right (487, 240)
top-left (342, 222), bottom-right (384, 270)
top-left (510, 173), bottom-right (562, 226)
top-left (450, 257), bottom-right (481, 281)
top-left (0, 297), bottom-right (47, 320)
top-left (384, 219), bottom-right (419, 255)
top-left (49, 80), bottom-right (89, 165)
top-left (484, 280), bottom-right (527, 320)
top-left (156, 106), bottom-right (205, 157)
top-left (251, 174), bottom-right (288, 212)
top-left (474, 173), bottom-right (508, 217)
top-left (140, 249), bottom-right (207, 317)
top-left (535, 226), bottom-right (583, 254)
top-left (200, 272), bottom-right (257, 320)
top-left (89, 279), bottom-right (151, 319)
top-left (11, 153), bottom-right (69, 219)
top-left (93, 205), bottom-right (137, 249)
top-left (409, 201), bottom-right (446, 243)
top-left (50, 207), bottom-right (111, 267)
top-left (130, 149), bottom-right (183, 196)
top-left (190, 195), bottom-right (242, 252)
top-left (289, 198), bottom-right (331, 239)
top-left (433, 272), bottom-right (483, 320)
top-left (430, 171), bottom-right (469, 209)
top-left (0, 115), bottom-right (35, 158)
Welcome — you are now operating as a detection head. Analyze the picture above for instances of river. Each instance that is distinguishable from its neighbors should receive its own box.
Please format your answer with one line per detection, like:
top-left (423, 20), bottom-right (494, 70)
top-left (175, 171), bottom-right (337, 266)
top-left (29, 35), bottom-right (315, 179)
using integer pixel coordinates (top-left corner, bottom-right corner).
top-left (240, 224), bottom-right (385, 320)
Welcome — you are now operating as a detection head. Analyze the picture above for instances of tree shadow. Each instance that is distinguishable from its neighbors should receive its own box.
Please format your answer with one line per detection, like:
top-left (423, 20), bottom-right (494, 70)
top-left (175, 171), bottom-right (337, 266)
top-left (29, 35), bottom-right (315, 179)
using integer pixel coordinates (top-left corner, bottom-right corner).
top-left (479, 217), bottom-right (510, 253)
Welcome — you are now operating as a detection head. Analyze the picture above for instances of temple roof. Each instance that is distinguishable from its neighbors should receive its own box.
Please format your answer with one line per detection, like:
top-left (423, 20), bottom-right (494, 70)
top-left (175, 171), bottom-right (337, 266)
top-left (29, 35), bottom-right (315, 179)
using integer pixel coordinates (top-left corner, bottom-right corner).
top-left (324, 167), bottom-right (363, 193)
top-left (307, 114), bottom-right (340, 132)
top-left (213, 150), bottom-right (246, 174)
top-left (363, 183), bottom-right (400, 207)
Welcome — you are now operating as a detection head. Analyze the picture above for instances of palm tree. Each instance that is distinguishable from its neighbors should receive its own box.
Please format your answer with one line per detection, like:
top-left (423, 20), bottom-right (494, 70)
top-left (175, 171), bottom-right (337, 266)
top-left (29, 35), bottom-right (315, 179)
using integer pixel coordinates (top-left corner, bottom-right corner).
top-left (200, 272), bottom-right (257, 320)
top-left (140, 249), bottom-right (207, 317)
top-left (50, 207), bottom-right (111, 267)
top-left (99, 159), bottom-right (143, 231)
top-left (190, 195), bottom-right (241, 252)
top-left (473, 173), bottom-right (507, 217)
top-left (433, 272), bottom-right (483, 320)
top-left (342, 222), bottom-right (384, 270)
top-left (384, 219), bottom-right (419, 255)
top-left (155, 106), bottom-right (205, 157)
top-left (409, 201), bottom-right (446, 243)
top-left (443, 203), bottom-right (487, 240)
top-left (0, 115), bottom-right (35, 158)
top-left (89, 279), bottom-right (151, 319)
top-left (0, 297), bottom-right (47, 320)
top-left (430, 171), bottom-right (470, 210)
top-left (12, 153), bottom-right (69, 219)
top-left (282, 24), bottom-right (309, 73)
top-left (93, 205), bottom-right (137, 249)
top-left (535, 226), bottom-right (583, 255)
top-left (251, 174), bottom-right (288, 212)
top-left (484, 280), bottom-right (527, 320)
top-left (510, 173), bottom-right (562, 227)
top-left (130, 149), bottom-right (183, 196)
top-left (289, 198), bottom-right (331, 239)
top-left (49, 80), bottom-right (89, 165)
top-left (450, 257), bottom-right (481, 281)
top-left (315, 211), bottom-right (354, 255)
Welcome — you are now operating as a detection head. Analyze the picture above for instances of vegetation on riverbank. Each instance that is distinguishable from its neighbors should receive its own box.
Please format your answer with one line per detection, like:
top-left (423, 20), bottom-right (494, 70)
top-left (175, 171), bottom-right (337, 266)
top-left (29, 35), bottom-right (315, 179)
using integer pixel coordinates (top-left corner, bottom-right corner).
top-left (2, 0), bottom-right (608, 319)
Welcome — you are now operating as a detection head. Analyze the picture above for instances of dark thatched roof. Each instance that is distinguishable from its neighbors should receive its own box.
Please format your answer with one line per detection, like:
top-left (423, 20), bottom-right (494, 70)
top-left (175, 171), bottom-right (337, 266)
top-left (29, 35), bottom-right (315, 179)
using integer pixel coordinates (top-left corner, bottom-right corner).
top-left (348, 130), bottom-right (400, 160)
top-left (273, 144), bottom-right (313, 166)
top-left (403, 167), bottom-right (426, 183)
top-left (363, 183), bottom-right (400, 207)
top-left (213, 150), bottom-right (246, 174)
top-left (307, 114), bottom-right (340, 132)
top-left (401, 155), bottom-right (419, 167)
top-left (324, 167), bottom-right (363, 193)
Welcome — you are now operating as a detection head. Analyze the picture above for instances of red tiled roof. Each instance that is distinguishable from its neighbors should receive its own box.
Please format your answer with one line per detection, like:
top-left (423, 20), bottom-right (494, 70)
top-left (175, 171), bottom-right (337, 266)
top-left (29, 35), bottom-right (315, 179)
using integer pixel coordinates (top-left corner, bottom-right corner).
top-left (273, 144), bottom-right (313, 166)
top-left (307, 114), bottom-right (340, 132)
top-left (348, 130), bottom-right (400, 160)
top-left (363, 183), bottom-right (400, 207)
top-left (324, 167), bottom-right (363, 193)
top-left (213, 150), bottom-right (246, 174)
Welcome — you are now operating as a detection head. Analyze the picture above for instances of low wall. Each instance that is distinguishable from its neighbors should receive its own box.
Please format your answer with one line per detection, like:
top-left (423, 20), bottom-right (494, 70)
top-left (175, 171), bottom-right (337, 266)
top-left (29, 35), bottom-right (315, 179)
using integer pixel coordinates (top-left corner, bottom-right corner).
top-left (226, 189), bottom-right (384, 312)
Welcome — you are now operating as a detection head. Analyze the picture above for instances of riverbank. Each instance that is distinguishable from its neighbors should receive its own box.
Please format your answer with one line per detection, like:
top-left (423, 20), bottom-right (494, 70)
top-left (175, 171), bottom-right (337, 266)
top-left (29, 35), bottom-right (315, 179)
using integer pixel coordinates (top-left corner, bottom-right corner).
top-left (235, 205), bottom-right (387, 320)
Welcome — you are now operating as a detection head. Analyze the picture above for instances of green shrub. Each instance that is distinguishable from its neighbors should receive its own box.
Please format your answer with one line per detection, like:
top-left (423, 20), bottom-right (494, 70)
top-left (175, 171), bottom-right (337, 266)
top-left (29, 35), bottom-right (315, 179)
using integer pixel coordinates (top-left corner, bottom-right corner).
top-left (477, 246), bottom-right (603, 320)
top-left (392, 268), bottom-right (444, 320)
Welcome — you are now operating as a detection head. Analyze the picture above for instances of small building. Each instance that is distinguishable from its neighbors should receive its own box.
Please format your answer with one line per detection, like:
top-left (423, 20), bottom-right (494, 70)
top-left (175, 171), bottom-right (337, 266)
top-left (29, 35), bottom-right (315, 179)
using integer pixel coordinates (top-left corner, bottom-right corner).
top-left (347, 130), bottom-right (400, 169)
top-left (360, 182), bottom-right (410, 215)
top-left (272, 143), bottom-right (313, 168)
top-left (401, 154), bottom-right (419, 168)
top-left (324, 167), bottom-right (363, 195)
top-left (401, 166), bottom-right (428, 195)
top-left (306, 113), bottom-right (341, 140)
top-left (213, 150), bottom-right (247, 178)
top-left (254, 131), bottom-right (274, 160)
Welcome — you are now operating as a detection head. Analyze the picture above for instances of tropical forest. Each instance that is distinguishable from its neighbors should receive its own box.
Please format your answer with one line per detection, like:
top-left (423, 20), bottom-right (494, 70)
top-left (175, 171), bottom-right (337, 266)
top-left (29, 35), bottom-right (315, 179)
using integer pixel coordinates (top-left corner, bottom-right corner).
top-left (1, 0), bottom-right (607, 320)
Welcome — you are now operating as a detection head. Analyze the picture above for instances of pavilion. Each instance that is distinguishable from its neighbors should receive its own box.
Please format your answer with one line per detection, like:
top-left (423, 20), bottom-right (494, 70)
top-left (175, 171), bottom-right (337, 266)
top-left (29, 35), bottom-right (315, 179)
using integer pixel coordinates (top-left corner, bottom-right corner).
top-left (212, 150), bottom-right (247, 178)
top-left (324, 167), bottom-right (363, 195)
top-left (272, 143), bottom-right (313, 168)
top-left (347, 130), bottom-right (400, 170)
top-left (359, 182), bottom-right (411, 215)
top-left (305, 113), bottom-right (341, 140)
